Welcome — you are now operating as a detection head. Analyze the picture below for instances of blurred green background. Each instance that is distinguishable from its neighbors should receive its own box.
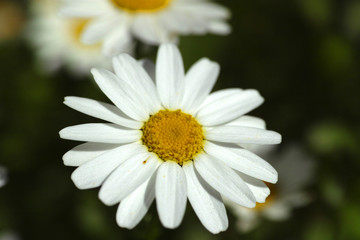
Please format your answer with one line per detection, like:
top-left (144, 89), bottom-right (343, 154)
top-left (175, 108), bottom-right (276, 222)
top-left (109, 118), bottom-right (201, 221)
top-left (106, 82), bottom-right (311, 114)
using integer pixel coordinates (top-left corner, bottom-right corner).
top-left (1, 0), bottom-right (360, 239)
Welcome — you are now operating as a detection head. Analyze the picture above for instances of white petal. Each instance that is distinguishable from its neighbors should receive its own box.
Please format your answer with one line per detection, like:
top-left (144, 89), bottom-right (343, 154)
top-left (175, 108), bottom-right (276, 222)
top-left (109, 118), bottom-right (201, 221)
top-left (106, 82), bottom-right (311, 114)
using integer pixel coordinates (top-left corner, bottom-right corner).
top-left (174, 2), bottom-right (231, 19)
top-left (226, 115), bottom-right (266, 129)
top-left (180, 58), bottom-right (219, 114)
top-left (63, 142), bottom-right (120, 166)
top-left (59, 123), bottom-right (141, 143)
top-left (112, 54), bottom-right (161, 114)
top-left (197, 89), bottom-right (264, 126)
top-left (102, 24), bottom-right (133, 57)
top-left (183, 162), bottom-right (228, 234)
top-left (163, 1), bottom-right (229, 35)
top-left (156, 44), bottom-right (185, 110)
top-left (160, 12), bottom-right (193, 34)
top-left (64, 97), bottom-right (142, 129)
top-left (205, 126), bottom-right (282, 145)
top-left (139, 59), bottom-right (156, 81)
top-left (71, 143), bottom-right (142, 189)
top-left (81, 15), bottom-right (119, 44)
top-left (197, 89), bottom-right (242, 110)
top-left (91, 68), bottom-right (149, 121)
top-left (208, 21), bottom-right (231, 35)
top-left (160, 10), bottom-right (207, 35)
top-left (99, 152), bottom-right (160, 206)
top-left (59, 1), bottom-right (108, 18)
top-left (194, 154), bottom-right (256, 207)
top-left (204, 142), bottom-right (278, 183)
top-left (237, 173), bottom-right (270, 203)
top-left (116, 174), bottom-right (156, 229)
top-left (155, 161), bottom-right (187, 229)
top-left (132, 15), bottom-right (170, 45)
top-left (225, 116), bottom-right (273, 152)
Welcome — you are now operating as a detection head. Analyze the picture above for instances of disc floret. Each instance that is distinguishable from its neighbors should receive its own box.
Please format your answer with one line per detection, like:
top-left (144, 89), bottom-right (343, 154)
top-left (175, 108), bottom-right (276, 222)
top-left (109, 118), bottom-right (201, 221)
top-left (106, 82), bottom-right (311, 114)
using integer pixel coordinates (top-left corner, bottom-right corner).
top-left (142, 110), bottom-right (204, 165)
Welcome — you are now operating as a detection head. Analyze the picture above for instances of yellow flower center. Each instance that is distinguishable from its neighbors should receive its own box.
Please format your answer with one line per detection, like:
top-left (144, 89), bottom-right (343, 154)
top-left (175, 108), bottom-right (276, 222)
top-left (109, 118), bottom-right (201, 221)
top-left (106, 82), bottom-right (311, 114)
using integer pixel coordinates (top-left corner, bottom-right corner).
top-left (142, 110), bottom-right (204, 166)
top-left (110, 0), bottom-right (170, 12)
top-left (254, 183), bottom-right (277, 211)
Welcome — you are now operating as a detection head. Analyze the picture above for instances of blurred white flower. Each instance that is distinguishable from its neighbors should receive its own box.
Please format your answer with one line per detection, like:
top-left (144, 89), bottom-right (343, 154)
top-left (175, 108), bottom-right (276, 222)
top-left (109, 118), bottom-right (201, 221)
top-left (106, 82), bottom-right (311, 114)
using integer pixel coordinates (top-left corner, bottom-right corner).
top-left (26, 0), bottom-right (113, 76)
top-left (59, 0), bottom-right (231, 57)
top-left (226, 145), bottom-right (315, 232)
top-left (59, 44), bottom-right (281, 233)
top-left (0, 166), bottom-right (7, 188)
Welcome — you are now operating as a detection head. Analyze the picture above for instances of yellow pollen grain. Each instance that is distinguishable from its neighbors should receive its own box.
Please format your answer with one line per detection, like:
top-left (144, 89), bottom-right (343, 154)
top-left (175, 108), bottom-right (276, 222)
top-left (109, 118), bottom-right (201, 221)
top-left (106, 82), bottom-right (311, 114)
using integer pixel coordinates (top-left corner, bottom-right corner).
top-left (142, 110), bottom-right (204, 166)
top-left (110, 0), bottom-right (169, 12)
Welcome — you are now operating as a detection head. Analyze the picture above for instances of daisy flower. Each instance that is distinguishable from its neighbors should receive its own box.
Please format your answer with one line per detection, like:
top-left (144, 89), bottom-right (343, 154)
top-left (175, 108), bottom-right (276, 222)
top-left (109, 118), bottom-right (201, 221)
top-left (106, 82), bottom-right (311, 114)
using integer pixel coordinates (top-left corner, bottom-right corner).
top-left (226, 145), bottom-right (315, 232)
top-left (59, 44), bottom-right (281, 233)
top-left (59, 0), bottom-right (231, 57)
top-left (27, 0), bottom-right (113, 76)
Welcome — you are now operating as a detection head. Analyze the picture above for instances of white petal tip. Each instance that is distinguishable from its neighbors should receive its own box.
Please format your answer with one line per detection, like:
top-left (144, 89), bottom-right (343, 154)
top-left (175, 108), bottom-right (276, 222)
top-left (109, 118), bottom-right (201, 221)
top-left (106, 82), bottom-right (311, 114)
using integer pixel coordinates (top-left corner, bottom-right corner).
top-left (71, 176), bottom-right (86, 190)
top-left (100, 198), bottom-right (117, 207)
top-left (247, 202), bottom-right (257, 208)
top-left (262, 170), bottom-right (278, 184)
top-left (253, 92), bottom-right (265, 106)
top-left (62, 154), bottom-right (71, 166)
top-left (203, 58), bottom-right (220, 70)
top-left (63, 161), bottom-right (72, 167)
top-left (268, 174), bottom-right (278, 184)
top-left (116, 220), bottom-right (136, 230)
top-left (59, 127), bottom-right (76, 140)
top-left (160, 221), bottom-right (181, 229)
top-left (90, 68), bottom-right (99, 75)
top-left (211, 25), bottom-right (232, 36)
top-left (208, 227), bottom-right (228, 234)
top-left (70, 170), bottom-right (97, 190)
top-left (257, 191), bottom-right (271, 203)
top-left (59, 129), bottom-right (66, 139)
top-left (260, 95), bottom-right (265, 104)
top-left (264, 187), bottom-right (271, 196)
top-left (262, 131), bottom-right (282, 145)
top-left (98, 191), bottom-right (118, 206)
top-left (63, 96), bottom-right (77, 106)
